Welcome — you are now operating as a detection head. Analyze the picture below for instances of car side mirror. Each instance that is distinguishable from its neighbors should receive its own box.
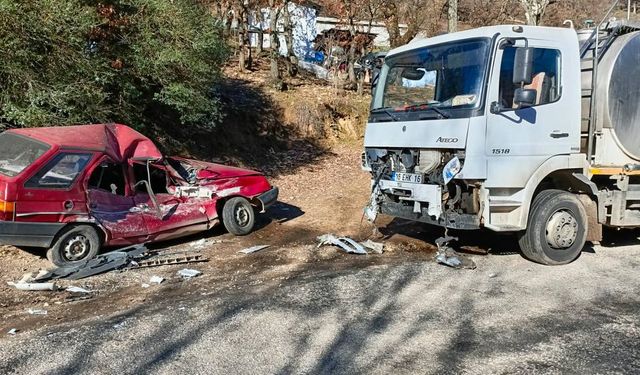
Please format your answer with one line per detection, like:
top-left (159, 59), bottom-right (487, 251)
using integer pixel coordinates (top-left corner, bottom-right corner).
top-left (134, 180), bottom-right (162, 218)
top-left (513, 47), bottom-right (534, 85)
top-left (513, 88), bottom-right (537, 108)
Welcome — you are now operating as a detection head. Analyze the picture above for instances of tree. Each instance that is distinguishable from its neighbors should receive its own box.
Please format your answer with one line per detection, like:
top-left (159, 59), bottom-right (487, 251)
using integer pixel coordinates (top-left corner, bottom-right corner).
top-left (520, 0), bottom-right (556, 25)
top-left (381, 0), bottom-right (447, 48)
top-left (448, 0), bottom-right (458, 32)
top-left (0, 0), bottom-right (229, 131)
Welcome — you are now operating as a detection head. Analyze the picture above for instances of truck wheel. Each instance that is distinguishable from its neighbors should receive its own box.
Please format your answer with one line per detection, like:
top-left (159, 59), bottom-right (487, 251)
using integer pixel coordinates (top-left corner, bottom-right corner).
top-left (222, 197), bottom-right (256, 236)
top-left (518, 190), bottom-right (588, 265)
top-left (47, 225), bottom-right (101, 268)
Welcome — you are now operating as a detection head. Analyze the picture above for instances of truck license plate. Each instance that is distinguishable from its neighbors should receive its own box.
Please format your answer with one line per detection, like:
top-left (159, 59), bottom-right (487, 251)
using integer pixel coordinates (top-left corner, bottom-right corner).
top-left (392, 172), bottom-right (423, 184)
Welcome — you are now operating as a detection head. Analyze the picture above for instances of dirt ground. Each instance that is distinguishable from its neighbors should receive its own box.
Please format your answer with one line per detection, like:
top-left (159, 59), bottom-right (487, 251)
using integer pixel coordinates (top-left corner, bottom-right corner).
top-left (0, 145), bottom-right (440, 335)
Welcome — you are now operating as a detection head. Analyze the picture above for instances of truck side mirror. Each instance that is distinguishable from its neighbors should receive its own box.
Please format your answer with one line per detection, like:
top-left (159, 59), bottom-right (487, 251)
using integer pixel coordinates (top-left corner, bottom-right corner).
top-left (513, 47), bottom-right (534, 85)
top-left (513, 88), bottom-right (537, 108)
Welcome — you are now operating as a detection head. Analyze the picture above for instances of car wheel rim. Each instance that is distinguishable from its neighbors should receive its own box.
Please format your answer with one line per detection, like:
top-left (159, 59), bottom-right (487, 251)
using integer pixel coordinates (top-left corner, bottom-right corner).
top-left (545, 210), bottom-right (578, 249)
top-left (235, 205), bottom-right (250, 227)
top-left (63, 235), bottom-right (91, 261)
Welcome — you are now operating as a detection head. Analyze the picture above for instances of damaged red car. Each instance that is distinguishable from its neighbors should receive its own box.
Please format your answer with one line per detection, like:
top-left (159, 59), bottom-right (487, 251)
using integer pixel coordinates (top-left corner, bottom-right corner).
top-left (0, 124), bottom-right (278, 267)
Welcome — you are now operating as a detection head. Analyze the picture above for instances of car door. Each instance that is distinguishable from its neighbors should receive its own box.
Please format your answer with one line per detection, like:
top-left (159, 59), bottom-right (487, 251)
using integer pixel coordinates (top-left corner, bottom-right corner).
top-left (131, 161), bottom-right (209, 240)
top-left (16, 152), bottom-right (94, 223)
top-left (85, 160), bottom-right (148, 244)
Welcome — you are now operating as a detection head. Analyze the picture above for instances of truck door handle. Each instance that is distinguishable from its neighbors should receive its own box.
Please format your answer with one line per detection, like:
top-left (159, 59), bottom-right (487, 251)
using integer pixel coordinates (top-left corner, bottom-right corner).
top-left (550, 131), bottom-right (569, 138)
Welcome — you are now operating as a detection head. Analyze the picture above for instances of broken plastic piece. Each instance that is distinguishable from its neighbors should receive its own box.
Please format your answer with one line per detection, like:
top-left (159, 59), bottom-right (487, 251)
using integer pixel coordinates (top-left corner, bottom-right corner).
top-left (150, 276), bottom-right (164, 284)
top-left (66, 286), bottom-right (92, 293)
top-left (443, 156), bottom-right (462, 184)
top-left (26, 308), bottom-right (48, 315)
top-left (177, 269), bottom-right (202, 278)
top-left (239, 245), bottom-right (270, 254)
top-left (7, 328), bottom-right (18, 335)
top-left (7, 282), bottom-right (57, 291)
top-left (360, 239), bottom-right (385, 254)
top-left (435, 236), bottom-right (476, 269)
top-left (317, 234), bottom-right (367, 255)
top-left (141, 283), bottom-right (150, 288)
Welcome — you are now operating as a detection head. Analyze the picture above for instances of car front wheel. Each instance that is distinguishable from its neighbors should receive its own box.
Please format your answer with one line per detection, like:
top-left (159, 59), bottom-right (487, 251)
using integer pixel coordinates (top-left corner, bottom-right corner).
top-left (47, 225), bottom-right (101, 267)
top-left (222, 197), bottom-right (256, 236)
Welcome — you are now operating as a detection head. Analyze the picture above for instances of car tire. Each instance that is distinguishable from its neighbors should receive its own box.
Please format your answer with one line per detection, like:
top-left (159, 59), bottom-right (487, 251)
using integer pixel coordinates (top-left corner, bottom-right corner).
top-left (518, 190), bottom-right (588, 265)
top-left (47, 225), bottom-right (101, 267)
top-left (222, 197), bottom-right (256, 236)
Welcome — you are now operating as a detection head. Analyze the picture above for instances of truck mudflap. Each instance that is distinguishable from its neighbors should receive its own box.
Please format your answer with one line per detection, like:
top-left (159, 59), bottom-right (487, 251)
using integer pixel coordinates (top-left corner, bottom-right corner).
top-left (255, 187), bottom-right (279, 213)
top-left (0, 222), bottom-right (65, 248)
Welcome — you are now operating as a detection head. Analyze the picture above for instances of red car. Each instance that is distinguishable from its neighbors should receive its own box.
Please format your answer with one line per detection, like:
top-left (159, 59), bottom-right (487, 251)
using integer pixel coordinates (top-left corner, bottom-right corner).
top-left (0, 124), bottom-right (278, 267)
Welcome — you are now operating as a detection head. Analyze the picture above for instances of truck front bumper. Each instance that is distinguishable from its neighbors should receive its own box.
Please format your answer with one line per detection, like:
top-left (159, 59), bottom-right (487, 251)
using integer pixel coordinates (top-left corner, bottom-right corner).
top-left (0, 221), bottom-right (65, 248)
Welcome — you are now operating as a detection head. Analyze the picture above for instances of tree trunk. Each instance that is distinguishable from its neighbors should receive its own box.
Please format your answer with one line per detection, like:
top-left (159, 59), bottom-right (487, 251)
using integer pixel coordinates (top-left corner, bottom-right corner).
top-left (268, 1), bottom-right (281, 81)
top-left (237, 7), bottom-right (246, 71)
top-left (257, 9), bottom-right (264, 54)
top-left (448, 0), bottom-right (458, 33)
top-left (282, 1), bottom-right (297, 77)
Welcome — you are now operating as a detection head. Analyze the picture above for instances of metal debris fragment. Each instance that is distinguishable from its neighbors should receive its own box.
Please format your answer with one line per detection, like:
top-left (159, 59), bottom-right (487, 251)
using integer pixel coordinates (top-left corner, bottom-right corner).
top-left (317, 234), bottom-right (368, 255)
top-left (360, 239), bottom-right (385, 254)
top-left (26, 308), bottom-right (48, 315)
top-left (8, 328), bottom-right (18, 335)
top-left (435, 236), bottom-right (476, 270)
top-left (7, 282), bottom-right (57, 291)
top-left (66, 286), bottom-right (92, 293)
top-left (177, 269), bottom-right (202, 279)
top-left (133, 254), bottom-right (207, 268)
top-left (239, 245), bottom-right (270, 254)
top-left (150, 276), bottom-right (164, 284)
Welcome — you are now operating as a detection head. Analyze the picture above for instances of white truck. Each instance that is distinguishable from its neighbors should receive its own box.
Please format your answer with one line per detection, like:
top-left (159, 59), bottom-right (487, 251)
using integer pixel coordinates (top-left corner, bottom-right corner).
top-left (362, 3), bottom-right (640, 265)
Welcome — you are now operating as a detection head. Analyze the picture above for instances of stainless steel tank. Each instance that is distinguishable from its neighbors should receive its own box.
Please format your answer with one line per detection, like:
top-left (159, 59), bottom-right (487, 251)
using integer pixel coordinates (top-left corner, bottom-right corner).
top-left (581, 30), bottom-right (640, 159)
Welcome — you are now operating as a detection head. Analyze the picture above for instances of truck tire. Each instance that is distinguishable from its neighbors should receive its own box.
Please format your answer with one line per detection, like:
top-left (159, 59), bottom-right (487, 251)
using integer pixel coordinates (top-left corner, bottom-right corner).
top-left (222, 197), bottom-right (256, 236)
top-left (47, 225), bottom-right (101, 267)
top-left (518, 190), bottom-right (588, 265)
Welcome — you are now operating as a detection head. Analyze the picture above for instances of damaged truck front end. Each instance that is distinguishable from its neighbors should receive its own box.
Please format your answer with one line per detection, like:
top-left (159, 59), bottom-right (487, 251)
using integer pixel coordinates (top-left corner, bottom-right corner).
top-left (363, 37), bottom-right (492, 230)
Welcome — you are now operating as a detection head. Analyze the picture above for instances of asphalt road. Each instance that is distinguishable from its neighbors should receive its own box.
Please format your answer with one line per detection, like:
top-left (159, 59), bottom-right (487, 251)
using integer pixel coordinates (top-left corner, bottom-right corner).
top-left (2, 239), bottom-right (640, 375)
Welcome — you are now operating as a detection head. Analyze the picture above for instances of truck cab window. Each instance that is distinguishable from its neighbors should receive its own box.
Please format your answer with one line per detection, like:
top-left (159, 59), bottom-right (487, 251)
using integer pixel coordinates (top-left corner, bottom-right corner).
top-left (88, 163), bottom-right (126, 196)
top-left (499, 47), bottom-right (561, 108)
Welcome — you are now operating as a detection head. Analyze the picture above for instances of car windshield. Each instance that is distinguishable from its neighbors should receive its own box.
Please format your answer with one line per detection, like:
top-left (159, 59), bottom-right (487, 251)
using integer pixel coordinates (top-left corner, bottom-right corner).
top-left (373, 38), bottom-right (490, 112)
top-left (0, 133), bottom-right (50, 177)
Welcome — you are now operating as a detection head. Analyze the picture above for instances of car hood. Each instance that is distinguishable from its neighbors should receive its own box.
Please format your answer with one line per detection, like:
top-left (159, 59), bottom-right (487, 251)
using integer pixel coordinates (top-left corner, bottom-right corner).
top-left (170, 157), bottom-right (262, 180)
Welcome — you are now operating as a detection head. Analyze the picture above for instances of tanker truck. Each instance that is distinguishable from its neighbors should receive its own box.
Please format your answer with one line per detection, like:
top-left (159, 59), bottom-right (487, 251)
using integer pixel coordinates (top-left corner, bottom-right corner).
top-left (361, 4), bottom-right (640, 265)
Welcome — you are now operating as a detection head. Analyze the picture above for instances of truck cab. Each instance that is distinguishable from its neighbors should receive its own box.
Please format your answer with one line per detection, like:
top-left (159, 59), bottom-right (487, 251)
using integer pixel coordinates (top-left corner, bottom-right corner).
top-left (363, 25), bottom-right (591, 265)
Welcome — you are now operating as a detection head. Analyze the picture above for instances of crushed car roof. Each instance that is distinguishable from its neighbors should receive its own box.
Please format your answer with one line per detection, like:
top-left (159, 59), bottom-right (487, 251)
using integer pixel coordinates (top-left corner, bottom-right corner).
top-left (8, 123), bottom-right (162, 162)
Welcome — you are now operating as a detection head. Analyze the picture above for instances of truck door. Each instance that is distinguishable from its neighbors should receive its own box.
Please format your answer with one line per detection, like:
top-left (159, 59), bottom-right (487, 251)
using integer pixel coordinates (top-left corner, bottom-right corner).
top-left (485, 42), bottom-right (574, 187)
top-left (86, 160), bottom-right (148, 244)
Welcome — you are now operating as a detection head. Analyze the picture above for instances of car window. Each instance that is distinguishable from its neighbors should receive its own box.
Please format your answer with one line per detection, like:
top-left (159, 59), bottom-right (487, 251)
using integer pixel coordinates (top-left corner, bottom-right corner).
top-left (88, 162), bottom-right (127, 196)
top-left (25, 153), bottom-right (92, 189)
top-left (133, 163), bottom-right (169, 194)
top-left (499, 47), bottom-right (561, 108)
top-left (0, 133), bottom-right (50, 177)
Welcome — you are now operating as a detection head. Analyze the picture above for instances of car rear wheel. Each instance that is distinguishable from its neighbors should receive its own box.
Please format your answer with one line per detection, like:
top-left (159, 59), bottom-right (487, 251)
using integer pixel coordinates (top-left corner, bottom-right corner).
top-left (518, 190), bottom-right (587, 265)
top-left (222, 197), bottom-right (256, 236)
top-left (47, 225), bottom-right (101, 267)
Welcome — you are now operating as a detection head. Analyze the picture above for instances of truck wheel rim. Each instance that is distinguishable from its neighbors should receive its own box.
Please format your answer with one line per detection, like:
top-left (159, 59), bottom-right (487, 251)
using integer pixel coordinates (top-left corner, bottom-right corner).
top-left (545, 210), bottom-right (578, 249)
top-left (63, 235), bottom-right (90, 261)
top-left (235, 205), bottom-right (250, 227)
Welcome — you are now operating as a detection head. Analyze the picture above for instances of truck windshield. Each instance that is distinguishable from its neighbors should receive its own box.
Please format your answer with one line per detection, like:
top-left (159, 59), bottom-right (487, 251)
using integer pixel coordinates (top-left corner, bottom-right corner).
top-left (373, 38), bottom-right (490, 116)
top-left (0, 133), bottom-right (50, 177)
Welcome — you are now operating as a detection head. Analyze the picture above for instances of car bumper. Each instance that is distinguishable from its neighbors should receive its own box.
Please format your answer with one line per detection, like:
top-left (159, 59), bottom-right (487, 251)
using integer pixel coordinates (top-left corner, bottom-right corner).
top-left (0, 221), bottom-right (65, 248)
top-left (256, 187), bottom-right (279, 212)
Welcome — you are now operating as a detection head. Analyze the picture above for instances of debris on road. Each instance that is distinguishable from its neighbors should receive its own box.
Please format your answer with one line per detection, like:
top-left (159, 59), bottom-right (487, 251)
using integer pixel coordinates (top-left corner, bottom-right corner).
top-left (317, 234), bottom-right (368, 255)
top-left (7, 328), bottom-right (18, 335)
top-left (150, 276), bottom-right (164, 284)
top-left (141, 283), bottom-right (150, 288)
top-left (435, 236), bottom-right (476, 270)
top-left (360, 239), bottom-right (385, 254)
top-left (177, 269), bottom-right (202, 279)
top-left (133, 253), bottom-right (207, 268)
top-left (239, 245), bottom-right (270, 254)
top-left (7, 281), bottom-right (57, 291)
top-left (66, 286), bottom-right (92, 293)
top-left (26, 308), bottom-right (48, 315)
